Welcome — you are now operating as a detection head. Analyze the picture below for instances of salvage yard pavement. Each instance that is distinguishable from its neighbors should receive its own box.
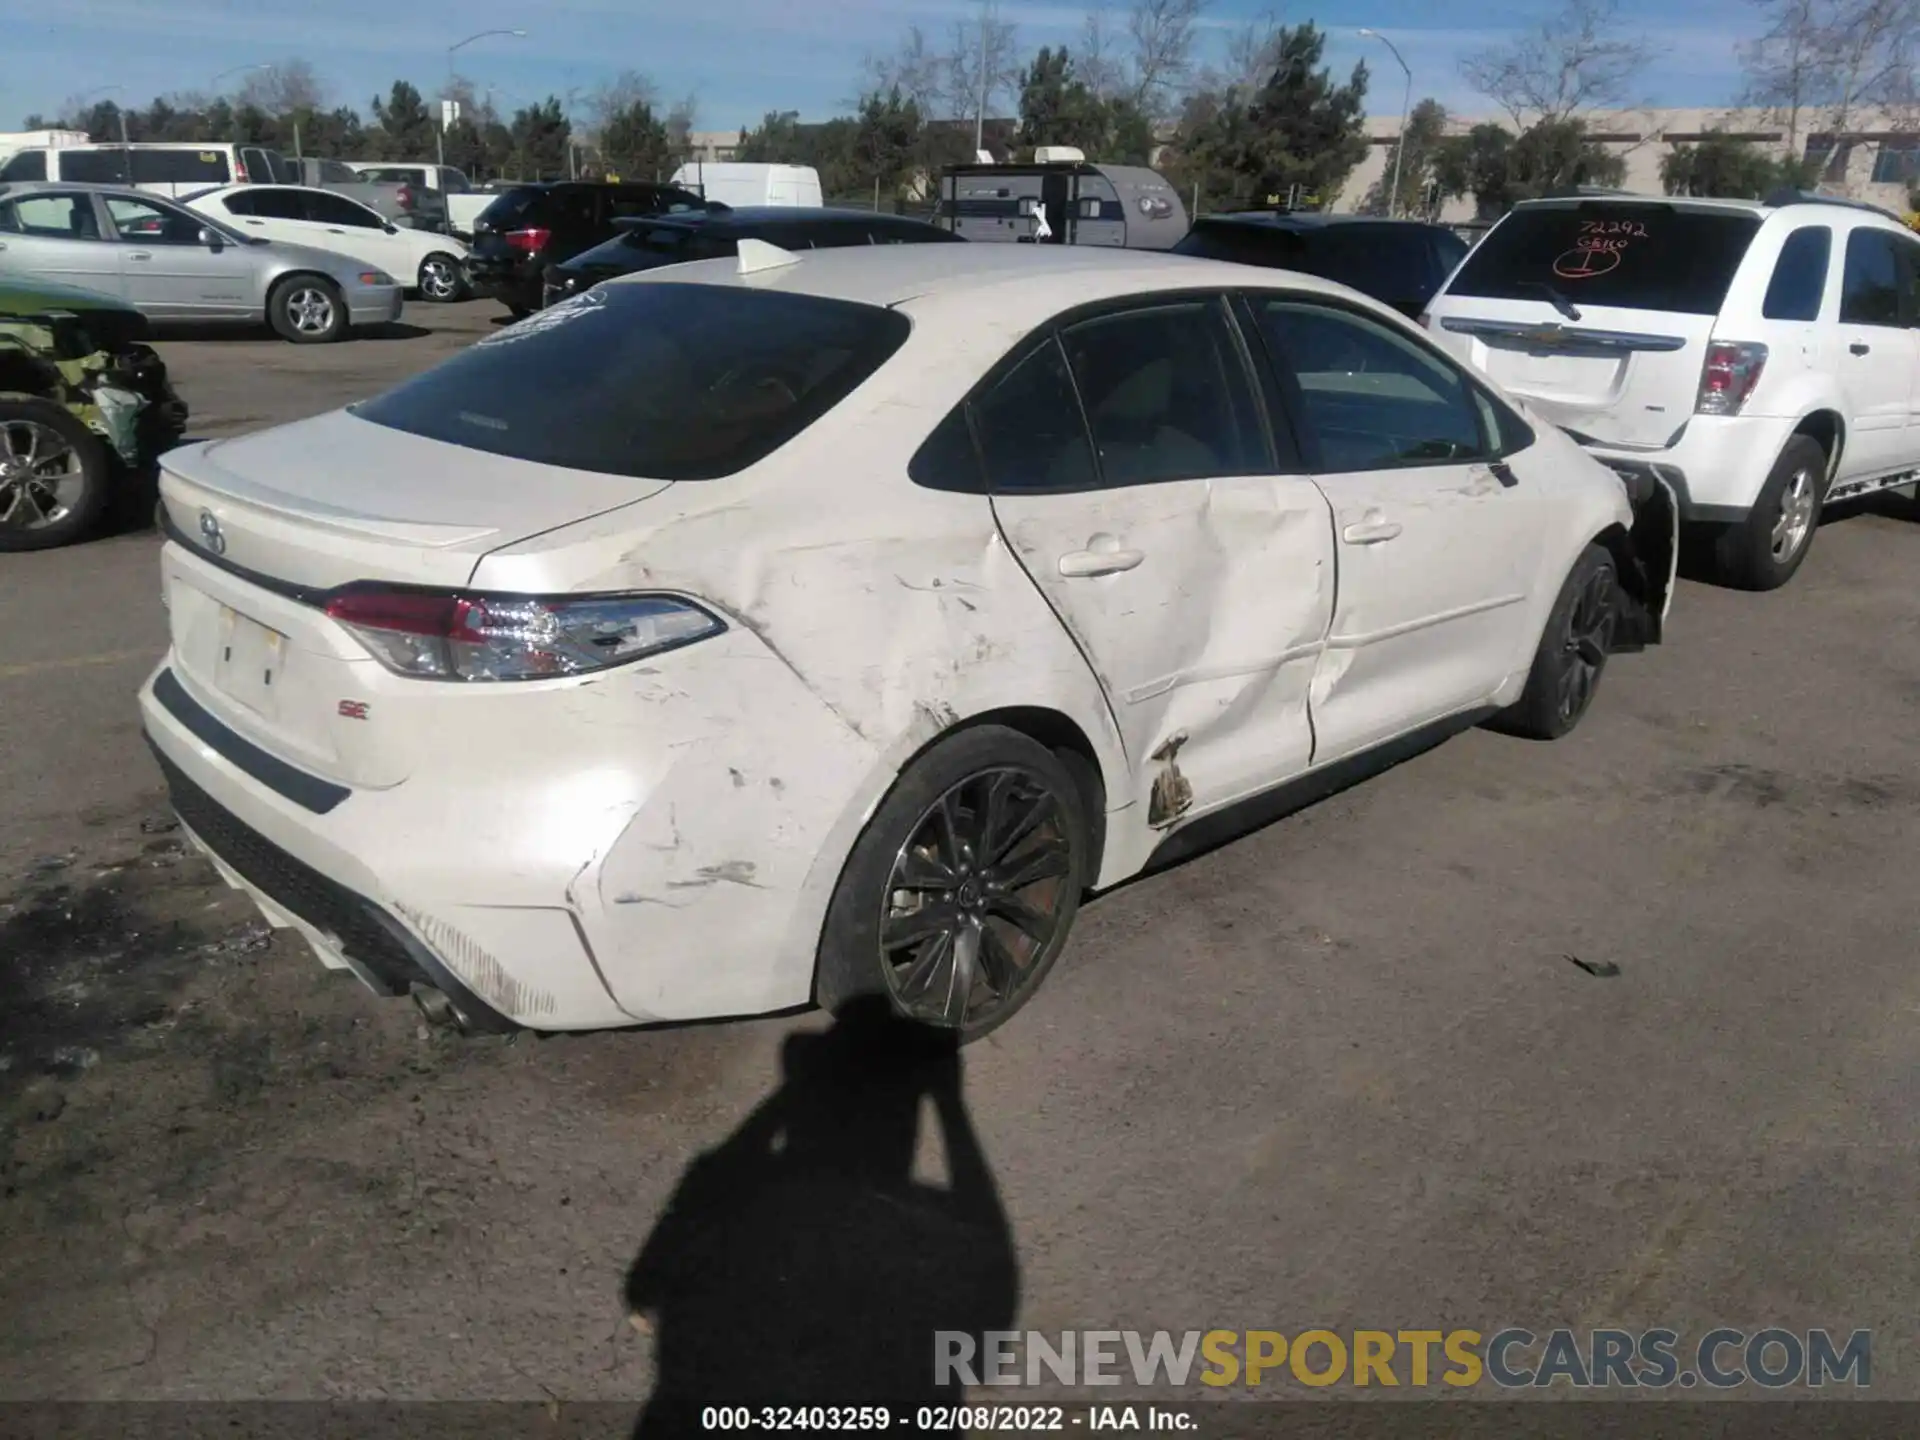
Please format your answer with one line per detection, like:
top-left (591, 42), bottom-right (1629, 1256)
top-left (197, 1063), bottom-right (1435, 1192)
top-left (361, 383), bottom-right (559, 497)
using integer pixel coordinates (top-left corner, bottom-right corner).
top-left (2, 304), bottom-right (1918, 1401)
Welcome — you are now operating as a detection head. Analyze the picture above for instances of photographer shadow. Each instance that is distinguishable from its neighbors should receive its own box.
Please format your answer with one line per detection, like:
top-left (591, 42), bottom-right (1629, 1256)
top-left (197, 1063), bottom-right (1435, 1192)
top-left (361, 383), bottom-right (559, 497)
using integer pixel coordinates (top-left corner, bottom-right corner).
top-left (626, 998), bottom-right (1017, 1436)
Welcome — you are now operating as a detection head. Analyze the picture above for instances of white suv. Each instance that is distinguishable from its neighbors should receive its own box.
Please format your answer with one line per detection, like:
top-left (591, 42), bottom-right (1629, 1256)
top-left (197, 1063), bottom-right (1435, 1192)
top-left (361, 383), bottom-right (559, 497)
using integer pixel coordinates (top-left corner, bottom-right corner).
top-left (1424, 191), bottom-right (1920, 590)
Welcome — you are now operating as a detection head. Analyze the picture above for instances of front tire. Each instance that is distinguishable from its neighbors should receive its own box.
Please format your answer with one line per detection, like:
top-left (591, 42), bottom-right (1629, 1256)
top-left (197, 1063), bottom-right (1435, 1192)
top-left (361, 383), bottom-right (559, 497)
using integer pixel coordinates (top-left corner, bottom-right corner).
top-left (418, 252), bottom-right (466, 303)
top-left (268, 276), bottom-right (348, 343)
top-left (815, 726), bottom-right (1090, 1041)
top-left (0, 398), bottom-right (111, 552)
top-left (1487, 544), bottom-right (1618, 741)
top-left (1707, 435), bottom-right (1826, 591)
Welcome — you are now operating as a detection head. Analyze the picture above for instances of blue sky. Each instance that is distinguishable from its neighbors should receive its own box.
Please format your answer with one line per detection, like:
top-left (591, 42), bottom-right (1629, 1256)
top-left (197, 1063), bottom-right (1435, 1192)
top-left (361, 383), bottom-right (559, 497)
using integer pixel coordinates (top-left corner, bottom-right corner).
top-left (6, 0), bottom-right (1757, 134)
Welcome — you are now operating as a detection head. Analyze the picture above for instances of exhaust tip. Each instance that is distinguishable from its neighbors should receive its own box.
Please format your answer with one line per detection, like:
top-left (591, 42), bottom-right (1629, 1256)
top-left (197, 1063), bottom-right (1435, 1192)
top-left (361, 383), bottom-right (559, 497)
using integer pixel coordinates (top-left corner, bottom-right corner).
top-left (411, 985), bottom-right (466, 1033)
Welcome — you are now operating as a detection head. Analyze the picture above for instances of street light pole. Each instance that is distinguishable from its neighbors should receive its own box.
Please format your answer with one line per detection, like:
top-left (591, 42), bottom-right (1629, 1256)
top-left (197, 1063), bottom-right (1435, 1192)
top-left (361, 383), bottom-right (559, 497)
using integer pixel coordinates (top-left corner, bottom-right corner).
top-left (1358, 29), bottom-right (1413, 218)
top-left (445, 29), bottom-right (527, 167)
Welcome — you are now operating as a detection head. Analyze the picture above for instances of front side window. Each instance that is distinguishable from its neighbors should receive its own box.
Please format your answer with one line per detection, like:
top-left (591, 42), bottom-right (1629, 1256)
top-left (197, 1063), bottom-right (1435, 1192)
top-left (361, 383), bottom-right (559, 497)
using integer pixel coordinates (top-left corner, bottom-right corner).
top-left (351, 284), bottom-right (910, 481)
top-left (1058, 300), bottom-right (1268, 486)
top-left (1840, 229), bottom-right (1904, 326)
top-left (104, 196), bottom-right (208, 246)
top-left (1254, 299), bottom-right (1489, 471)
top-left (1762, 226), bottom-right (1831, 322)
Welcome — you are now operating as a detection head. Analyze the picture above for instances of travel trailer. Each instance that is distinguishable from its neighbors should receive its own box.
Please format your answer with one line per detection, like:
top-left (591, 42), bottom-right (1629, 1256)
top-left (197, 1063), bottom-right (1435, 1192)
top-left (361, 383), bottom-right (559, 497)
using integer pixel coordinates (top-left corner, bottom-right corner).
top-left (935, 150), bottom-right (1187, 249)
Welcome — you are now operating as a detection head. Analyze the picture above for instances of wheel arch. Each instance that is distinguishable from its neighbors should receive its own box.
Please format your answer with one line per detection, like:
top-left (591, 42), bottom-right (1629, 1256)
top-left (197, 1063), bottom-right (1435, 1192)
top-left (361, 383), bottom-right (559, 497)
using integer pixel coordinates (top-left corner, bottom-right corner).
top-left (1791, 409), bottom-right (1845, 483)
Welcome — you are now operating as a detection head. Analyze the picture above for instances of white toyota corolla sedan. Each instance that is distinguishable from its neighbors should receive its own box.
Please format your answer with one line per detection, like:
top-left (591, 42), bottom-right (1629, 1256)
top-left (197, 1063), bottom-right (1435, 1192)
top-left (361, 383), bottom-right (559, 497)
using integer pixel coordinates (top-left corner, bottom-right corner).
top-left (138, 243), bottom-right (1676, 1039)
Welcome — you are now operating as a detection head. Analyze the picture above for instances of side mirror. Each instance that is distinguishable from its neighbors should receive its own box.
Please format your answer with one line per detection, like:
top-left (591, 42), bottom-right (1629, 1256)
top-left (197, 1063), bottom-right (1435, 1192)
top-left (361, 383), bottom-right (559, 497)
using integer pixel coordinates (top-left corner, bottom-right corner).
top-left (383, 223), bottom-right (399, 234)
top-left (197, 226), bottom-right (223, 251)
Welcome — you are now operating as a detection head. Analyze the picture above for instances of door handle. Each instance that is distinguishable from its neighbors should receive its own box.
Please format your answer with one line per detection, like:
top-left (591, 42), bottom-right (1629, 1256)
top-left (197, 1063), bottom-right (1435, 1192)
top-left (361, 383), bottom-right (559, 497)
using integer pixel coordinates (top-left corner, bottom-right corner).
top-left (1058, 546), bottom-right (1145, 577)
top-left (128, 252), bottom-right (152, 261)
top-left (1850, 342), bottom-right (1871, 355)
top-left (244, 219), bottom-right (265, 227)
top-left (327, 228), bottom-right (346, 234)
top-left (1342, 514), bottom-right (1403, 544)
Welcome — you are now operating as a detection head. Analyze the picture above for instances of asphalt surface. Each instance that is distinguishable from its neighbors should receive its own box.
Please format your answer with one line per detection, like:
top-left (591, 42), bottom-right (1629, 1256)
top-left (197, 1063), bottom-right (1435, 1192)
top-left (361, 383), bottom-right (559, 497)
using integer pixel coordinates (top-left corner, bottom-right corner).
top-left (2, 299), bottom-right (1917, 1412)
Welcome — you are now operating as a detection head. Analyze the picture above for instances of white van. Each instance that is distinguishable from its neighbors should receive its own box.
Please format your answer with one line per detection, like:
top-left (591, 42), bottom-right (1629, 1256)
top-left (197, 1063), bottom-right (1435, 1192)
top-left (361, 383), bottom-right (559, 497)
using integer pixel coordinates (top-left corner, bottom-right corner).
top-left (0, 142), bottom-right (292, 198)
top-left (668, 162), bottom-right (823, 208)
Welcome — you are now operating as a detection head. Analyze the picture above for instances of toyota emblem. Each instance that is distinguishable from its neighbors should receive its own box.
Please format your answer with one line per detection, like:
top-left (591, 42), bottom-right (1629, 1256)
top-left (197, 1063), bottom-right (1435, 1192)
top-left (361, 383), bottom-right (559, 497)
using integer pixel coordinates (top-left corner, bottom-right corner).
top-left (198, 509), bottom-right (226, 556)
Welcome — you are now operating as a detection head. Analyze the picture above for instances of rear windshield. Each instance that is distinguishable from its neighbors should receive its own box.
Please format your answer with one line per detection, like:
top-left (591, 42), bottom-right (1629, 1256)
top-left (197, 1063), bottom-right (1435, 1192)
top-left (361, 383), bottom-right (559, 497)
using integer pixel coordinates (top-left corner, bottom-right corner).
top-left (1180, 221), bottom-right (1440, 299)
top-left (351, 283), bottom-right (910, 480)
top-left (1445, 203), bottom-right (1762, 315)
top-left (475, 188), bottom-right (543, 229)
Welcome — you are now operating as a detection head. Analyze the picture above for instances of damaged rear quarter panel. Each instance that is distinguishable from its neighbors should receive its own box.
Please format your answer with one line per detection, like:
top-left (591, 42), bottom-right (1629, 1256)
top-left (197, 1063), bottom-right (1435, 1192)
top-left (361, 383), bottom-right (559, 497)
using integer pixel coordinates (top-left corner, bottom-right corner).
top-left (469, 327), bottom-right (1134, 1013)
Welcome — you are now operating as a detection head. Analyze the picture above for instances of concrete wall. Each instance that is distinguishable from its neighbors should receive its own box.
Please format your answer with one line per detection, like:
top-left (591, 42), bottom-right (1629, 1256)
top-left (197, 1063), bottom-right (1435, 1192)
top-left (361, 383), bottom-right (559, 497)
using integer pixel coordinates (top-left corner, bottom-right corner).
top-left (1330, 107), bottom-right (1919, 221)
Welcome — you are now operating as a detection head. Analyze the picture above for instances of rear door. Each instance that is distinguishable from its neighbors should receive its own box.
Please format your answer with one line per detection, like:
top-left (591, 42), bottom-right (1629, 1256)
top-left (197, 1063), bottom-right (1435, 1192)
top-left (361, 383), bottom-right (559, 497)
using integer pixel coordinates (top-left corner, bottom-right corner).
top-left (979, 295), bottom-right (1334, 820)
top-left (1244, 292), bottom-right (1551, 762)
top-left (300, 189), bottom-right (412, 275)
top-left (0, 193), bottom-right (123, 296)
top-left (1833, 225), bottom-right (1920, 482)
top-left (1426, 200), bottom-right (1762, 447)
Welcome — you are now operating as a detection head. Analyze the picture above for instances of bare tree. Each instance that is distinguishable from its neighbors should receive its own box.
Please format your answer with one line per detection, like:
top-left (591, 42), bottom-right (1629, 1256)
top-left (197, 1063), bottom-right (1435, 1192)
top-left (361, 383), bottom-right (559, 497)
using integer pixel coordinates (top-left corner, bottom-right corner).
top-left (1813, 0), bottom-right (1920, 151)
top-left (1127, 0), bottom-right (1206, 116)
top-left (867, 24), bottom-right (950, 117)
top-left (1079, 6), bottom-right (1127, 99)
top-left (1461, 0), bottom-right (1650, 127)
top-left (666, 93), bottom-right (698, 162)
top-left (586, 69), bottom-right (659, 140)
top-left (1187, 11), bottom-right (1284, 96)
top-left (944, 7), bottom-right (1022, 129)
top-left (236, 58), bottom-right (326, 115)
top-left (1741, 0), bottom-right (1826, 154)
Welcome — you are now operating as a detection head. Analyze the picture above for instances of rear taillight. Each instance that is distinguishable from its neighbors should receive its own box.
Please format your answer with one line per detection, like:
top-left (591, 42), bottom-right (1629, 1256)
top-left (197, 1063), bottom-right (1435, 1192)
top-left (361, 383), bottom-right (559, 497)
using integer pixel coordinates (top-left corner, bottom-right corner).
top-left (396, 185), bottom-right (414, 210)
top-left (321, 587), bottom-right (724, 682)
top-left (504, 227), bottom-right (552, 255)
top-left (1696, 341), bottom-right (1769, 416)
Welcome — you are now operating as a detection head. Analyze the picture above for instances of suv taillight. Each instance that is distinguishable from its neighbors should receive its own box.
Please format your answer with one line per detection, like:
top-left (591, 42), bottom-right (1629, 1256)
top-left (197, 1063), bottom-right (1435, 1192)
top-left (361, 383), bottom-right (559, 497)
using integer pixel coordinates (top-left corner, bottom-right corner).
top-left (505, 227), bottom-right (552, 255)
top-left (235, 159), bottom-right (249, 183)
top-left (1696, 341), bottom-right (1769, 416)
top-left (395, 184), bottom-right (414, 210)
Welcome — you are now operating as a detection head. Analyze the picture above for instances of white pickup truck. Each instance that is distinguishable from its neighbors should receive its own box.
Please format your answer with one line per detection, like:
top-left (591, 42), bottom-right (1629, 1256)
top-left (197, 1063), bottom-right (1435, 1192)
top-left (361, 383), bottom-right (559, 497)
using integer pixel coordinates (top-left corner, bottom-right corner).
top-left (1424, 191), bottom-right (1920, 591)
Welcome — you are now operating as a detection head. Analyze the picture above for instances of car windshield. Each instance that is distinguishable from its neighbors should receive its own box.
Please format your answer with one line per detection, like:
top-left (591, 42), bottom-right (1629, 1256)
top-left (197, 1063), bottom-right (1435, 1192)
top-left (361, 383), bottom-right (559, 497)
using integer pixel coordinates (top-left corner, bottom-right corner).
top-left (1445, 202), bottom-right (1763, 315)
top-left (350, 282), bottom-right (910, 480)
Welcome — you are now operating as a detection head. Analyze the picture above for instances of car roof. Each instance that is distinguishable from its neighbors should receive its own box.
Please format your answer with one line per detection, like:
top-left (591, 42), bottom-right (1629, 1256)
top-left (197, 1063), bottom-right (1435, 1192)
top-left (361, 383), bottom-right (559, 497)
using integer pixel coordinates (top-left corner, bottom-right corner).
top-left (620, 205), bottom-right (935, 233)
top-left (610, 241), bottom-right (1363, 314)
top-left (0, 180), bottom-right (174, 202)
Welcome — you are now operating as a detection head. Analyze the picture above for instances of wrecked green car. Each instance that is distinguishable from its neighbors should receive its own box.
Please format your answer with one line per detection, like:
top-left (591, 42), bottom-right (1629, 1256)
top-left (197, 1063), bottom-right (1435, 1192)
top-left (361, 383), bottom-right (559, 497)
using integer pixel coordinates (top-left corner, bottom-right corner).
top-left (1, 277), bottom-right (188, 551)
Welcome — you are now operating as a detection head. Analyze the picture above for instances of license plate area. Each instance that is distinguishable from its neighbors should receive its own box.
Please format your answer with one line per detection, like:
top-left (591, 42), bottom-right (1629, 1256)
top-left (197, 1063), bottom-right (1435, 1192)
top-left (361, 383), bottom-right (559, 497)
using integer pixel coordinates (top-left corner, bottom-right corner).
top-left (214, 605), bottom-right (289, 717)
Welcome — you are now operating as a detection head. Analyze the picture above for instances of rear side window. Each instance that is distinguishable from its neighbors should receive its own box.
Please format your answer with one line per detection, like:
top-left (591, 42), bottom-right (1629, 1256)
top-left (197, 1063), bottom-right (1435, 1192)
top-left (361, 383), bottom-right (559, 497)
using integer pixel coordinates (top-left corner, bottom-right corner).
top-left (60, 151), bottom-right (131, 184)
top-left (1840, 229), bottom-right (1905, 326)
top-left (1058, 301), bottom-right (1268, 485)
top-left (351, 284), bottom-right (910, 481)
top-left (0, 150), bottom-right (47, 182)
top-left (970, 339), bottom-right (1098, 493)
top-left (1763, 227), bottom-right (1831, 321)
top-left (131, 150), bottom-right (233, 185)
top-left (1446, 203), bottom-right (1762, 315)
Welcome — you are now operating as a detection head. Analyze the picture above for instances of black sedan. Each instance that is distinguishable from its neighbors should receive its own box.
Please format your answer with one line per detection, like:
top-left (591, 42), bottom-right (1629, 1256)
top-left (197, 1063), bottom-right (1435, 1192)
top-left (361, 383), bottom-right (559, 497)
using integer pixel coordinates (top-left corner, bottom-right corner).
top-left (541, 207), bottom-right (962, 307)
top-left (464, 181), bottom-right (711, 317)
top-left (1172, 213), bottom-right (1470, 320)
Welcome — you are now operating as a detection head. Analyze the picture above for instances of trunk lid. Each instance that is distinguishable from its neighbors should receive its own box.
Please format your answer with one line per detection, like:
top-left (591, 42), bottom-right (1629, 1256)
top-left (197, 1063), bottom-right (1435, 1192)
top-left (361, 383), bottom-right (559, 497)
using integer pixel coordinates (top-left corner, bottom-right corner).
top-left (1428, 199), bottom-right (1762, 449)
top-left (159, 409), bottom-right (669, 591)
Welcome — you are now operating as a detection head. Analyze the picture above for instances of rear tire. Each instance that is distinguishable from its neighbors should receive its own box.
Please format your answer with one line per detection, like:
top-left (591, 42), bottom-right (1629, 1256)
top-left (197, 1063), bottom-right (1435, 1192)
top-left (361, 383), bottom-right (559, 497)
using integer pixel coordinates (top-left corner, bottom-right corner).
top-left (267, 276), bottom-right (348, 344)
top-left (506, 303), bottom-right (532, 320)
top-left (1707, 435), bottom-right (1827, 591)
top-left (815, 726), bottom-right (1089, 1042)
top-left (1487, 544), bottom-right (1618, 742)
top-left (0, 398), bottom-right (111, 552)
top-left (417, 252), bottom-right (467, 303)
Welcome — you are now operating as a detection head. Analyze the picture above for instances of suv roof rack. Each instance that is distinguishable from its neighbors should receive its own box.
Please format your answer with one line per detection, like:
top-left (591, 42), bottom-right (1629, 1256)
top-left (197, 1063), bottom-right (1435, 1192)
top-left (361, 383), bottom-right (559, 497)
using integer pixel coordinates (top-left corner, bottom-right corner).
top-left (1762, 187), bottom-right (1903, 220)
top-left (1541, 186), bottom-right (1639, 199)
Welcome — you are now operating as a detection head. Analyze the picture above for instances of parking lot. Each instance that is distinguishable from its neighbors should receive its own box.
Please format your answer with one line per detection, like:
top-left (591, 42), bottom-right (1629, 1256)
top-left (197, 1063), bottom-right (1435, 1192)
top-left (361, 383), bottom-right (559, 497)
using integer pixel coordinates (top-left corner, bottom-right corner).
top-left (3, 303), bottom-right (1919, 1405)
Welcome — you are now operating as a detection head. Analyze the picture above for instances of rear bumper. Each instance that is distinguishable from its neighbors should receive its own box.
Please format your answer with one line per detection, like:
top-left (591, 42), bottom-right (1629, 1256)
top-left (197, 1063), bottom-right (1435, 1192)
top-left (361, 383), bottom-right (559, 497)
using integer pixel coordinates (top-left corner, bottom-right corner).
top-left (465, 257), bottom-right (541, 309)
top-left (1578, 414), bottom-right (1803, 521)
top-left (347, 285), bottom-right (405, 327)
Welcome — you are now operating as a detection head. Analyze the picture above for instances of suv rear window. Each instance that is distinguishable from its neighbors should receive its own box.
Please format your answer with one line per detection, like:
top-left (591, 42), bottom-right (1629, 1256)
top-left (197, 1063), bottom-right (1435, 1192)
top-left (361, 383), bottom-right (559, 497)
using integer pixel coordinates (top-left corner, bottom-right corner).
top-left (351, 283), bottom-right (910, 480)
top-left (1445, 203), bottom-right (1762, 315)
top-left (474, 188), bottom-right (543, 230)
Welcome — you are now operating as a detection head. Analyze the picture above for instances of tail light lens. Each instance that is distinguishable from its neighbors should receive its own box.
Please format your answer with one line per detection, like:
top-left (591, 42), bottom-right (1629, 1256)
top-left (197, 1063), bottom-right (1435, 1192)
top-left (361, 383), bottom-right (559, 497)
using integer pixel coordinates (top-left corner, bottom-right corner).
top-left (396, 185), bottom-right (415, 210)
top-left (322, 588), bottom-right (724, 682)
top-left (1696, 341), bottom-right (1769, 416)
top-left (235, 160), bottom-right (250, 182)
top-left (505, 227), bottom-right (552, 255)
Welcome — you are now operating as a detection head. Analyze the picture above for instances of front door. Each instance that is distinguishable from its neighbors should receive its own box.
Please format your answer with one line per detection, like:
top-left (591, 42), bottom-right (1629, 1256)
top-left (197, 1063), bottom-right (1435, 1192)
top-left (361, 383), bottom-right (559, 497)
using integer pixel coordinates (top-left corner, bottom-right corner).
top-left (1833, 225), bottom-right (1918, 483)
top-left (980, 295), bottom-right (1335, 822)
top-left (1243, 293), bottom-right (1550, 762)
top-left (102, 194), bottom-right (251, 319)
top-left (298, 190), bottom-right (410, 276)
top-left (0, 193), bottom-right (122, 297)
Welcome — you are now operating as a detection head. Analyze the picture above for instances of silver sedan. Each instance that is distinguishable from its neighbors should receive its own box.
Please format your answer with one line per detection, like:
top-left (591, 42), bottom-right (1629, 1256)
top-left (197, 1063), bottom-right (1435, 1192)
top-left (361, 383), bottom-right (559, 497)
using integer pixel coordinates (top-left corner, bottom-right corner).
top-left (0, 181), bottom-right (404, 342)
